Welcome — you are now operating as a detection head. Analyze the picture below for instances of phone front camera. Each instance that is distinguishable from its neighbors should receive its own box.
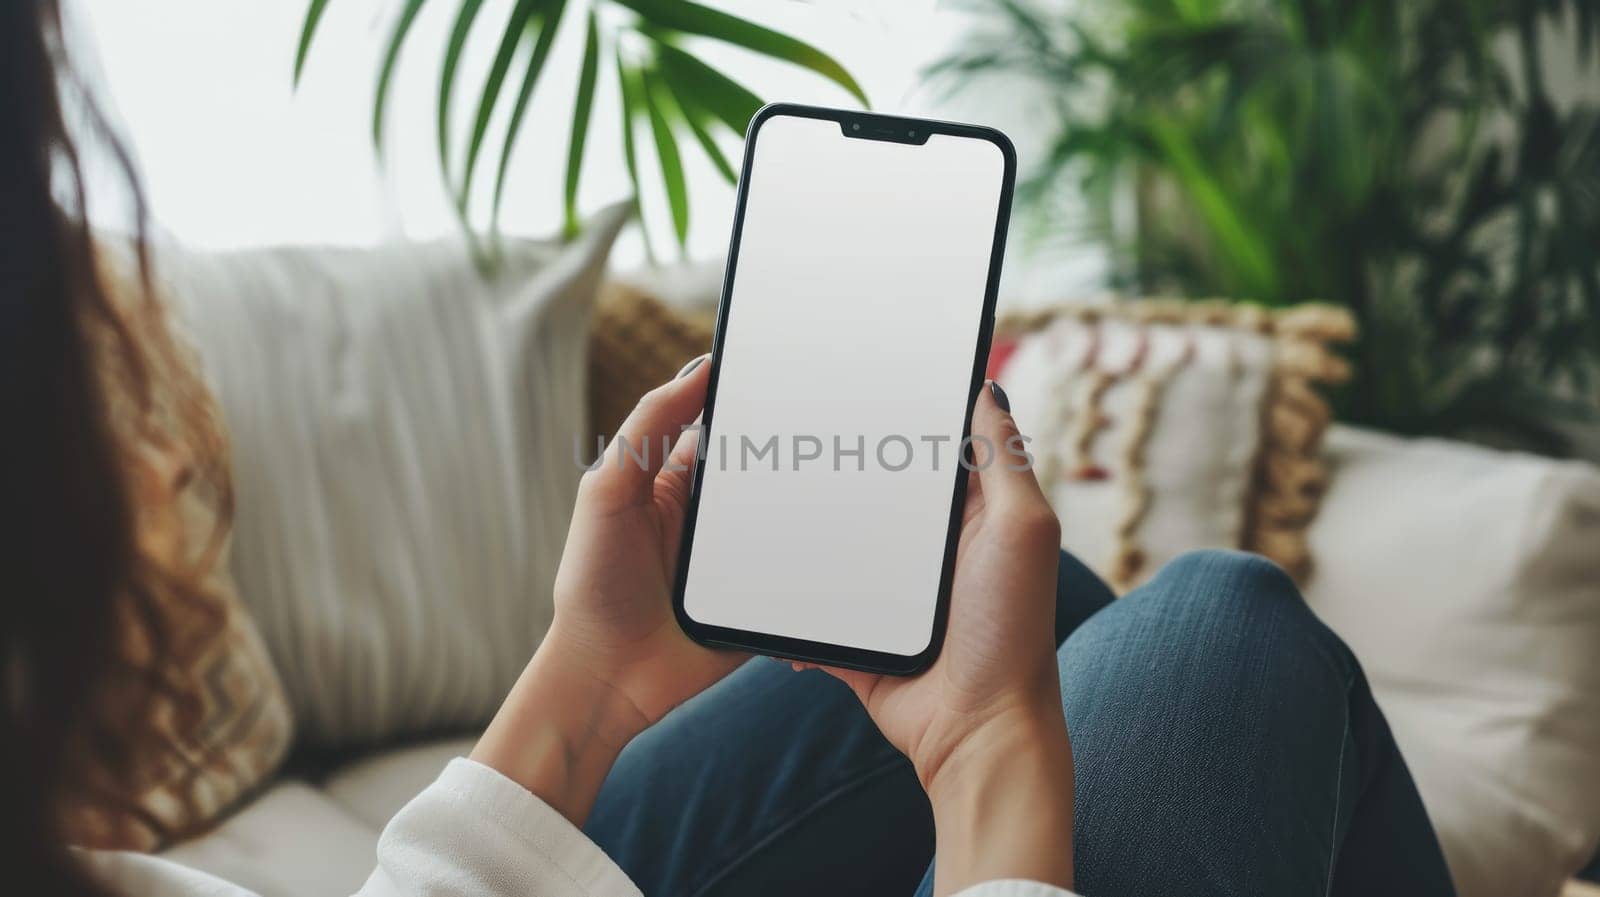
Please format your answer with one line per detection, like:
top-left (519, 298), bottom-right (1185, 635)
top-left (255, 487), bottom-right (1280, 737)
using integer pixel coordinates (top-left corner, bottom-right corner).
top-left (851, 122), bottom-right (861, 131)
top-left (908, 130), bottom-right (917, 138)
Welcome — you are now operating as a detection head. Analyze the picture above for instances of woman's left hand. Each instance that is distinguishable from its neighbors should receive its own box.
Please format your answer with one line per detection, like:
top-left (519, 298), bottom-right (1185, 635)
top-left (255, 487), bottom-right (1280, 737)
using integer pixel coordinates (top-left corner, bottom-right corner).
top-left (472, 355), bottom-right (745, 822)
top-left (549, 353), bottom-right (746, 728)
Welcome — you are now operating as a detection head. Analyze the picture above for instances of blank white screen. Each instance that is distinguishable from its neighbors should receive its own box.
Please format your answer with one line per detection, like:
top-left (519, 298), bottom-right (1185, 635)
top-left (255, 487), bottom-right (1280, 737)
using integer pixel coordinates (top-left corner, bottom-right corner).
top-left (682, 114), bottom-right (1006, 657)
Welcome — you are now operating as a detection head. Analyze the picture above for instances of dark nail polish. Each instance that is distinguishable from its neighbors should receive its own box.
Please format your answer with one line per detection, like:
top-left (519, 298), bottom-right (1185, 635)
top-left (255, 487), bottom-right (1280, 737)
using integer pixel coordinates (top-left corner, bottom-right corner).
top-left (676, 354), bottom-right (707, 380)
top-left (989, 380), bottom-right (1011, 412)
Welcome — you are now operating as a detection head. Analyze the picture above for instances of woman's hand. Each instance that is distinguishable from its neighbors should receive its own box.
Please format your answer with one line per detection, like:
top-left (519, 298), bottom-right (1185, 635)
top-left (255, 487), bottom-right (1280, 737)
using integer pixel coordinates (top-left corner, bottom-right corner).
top-left (473, 356), bottom-right (745, 824)
top-left (814, 383), bottom-right (1076, 896)
top-left (548, 354), bottom-right (747, 729)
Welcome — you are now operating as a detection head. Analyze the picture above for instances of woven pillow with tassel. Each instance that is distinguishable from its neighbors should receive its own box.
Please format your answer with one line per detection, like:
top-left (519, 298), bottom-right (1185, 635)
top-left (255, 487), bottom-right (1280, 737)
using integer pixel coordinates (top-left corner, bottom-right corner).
top-left (587, 281), bottom-right (715, 440)
top-left (992, 301), bottom-right (1353, 590)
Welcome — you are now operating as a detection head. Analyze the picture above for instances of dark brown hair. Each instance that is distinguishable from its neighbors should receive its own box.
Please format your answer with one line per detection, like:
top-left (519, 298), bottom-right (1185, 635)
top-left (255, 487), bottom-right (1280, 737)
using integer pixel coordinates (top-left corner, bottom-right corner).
top-left (0, 0), bottom-right (209, 891)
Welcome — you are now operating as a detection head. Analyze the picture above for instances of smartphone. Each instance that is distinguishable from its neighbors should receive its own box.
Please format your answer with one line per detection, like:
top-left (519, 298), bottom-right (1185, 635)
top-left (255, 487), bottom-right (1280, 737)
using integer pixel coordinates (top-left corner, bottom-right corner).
top-left (671, 103), bottom-right (1016, 675)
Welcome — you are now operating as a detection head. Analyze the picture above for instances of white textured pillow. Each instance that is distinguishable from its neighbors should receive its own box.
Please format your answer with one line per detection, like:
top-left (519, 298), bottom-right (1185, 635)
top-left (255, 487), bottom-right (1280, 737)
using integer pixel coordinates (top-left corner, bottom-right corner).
top-left (1306, 426), bottom-right (1600, 897)
top-left (998, 314), bottom-right (1275, 589)
top-left (155, 205), bottom-right (627, 746)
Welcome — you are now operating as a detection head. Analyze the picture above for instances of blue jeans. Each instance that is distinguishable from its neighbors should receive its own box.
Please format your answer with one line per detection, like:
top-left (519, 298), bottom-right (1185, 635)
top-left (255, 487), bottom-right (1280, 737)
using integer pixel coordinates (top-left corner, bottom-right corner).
top-left (585, 550), bottom-right (1455, 897)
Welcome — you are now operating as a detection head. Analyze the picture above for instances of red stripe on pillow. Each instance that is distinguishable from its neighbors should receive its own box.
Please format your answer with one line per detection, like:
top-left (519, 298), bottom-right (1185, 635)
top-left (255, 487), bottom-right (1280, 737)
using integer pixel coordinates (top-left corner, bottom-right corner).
top-left (987, 337), bottom-right (1020, 380)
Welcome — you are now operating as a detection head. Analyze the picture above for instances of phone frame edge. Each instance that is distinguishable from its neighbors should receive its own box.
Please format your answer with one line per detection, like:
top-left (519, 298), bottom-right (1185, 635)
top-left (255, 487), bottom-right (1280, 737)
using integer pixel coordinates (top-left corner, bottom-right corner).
top-left (668, 102), bottom-right (1019, 677)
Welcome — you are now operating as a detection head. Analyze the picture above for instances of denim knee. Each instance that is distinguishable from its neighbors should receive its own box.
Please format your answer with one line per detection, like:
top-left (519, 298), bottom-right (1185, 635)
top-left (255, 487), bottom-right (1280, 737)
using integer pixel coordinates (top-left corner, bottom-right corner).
top-left (1146, 549), bottom-right (1300, 611)
top-left (1081, 549), bottom-right (1355, 680)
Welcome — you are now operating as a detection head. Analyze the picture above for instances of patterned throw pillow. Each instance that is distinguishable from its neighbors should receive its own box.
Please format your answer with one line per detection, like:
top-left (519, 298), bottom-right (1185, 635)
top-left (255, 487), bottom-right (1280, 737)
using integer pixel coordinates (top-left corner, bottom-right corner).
top-left (590, 286), bottom-right (1352, 591)
top-left (63, 271), bottom-right (293, 851)
top-left (992, 301), bottom-right (1354, 589)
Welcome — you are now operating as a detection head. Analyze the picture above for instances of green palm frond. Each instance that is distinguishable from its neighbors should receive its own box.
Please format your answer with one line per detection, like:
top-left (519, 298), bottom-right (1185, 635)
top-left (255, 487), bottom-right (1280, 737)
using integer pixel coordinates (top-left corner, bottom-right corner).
top-left (294, 0), bottom-right (868, 255)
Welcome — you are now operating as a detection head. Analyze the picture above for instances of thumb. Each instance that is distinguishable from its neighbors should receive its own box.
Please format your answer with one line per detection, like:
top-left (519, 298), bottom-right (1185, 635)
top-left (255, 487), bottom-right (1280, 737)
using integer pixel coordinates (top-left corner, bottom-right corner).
top-left (968, 380), bottom-right (1048, 512)
top-left (581, 354), bottom-right (710, 508)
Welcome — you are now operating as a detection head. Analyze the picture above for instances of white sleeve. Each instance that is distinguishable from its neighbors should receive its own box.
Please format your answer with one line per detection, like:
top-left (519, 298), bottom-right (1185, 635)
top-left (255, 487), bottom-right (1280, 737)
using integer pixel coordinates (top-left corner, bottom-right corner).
top-left (951, 880), bottom-right (1083, 897)
top-left (355, 758), bottom-right (641, 897)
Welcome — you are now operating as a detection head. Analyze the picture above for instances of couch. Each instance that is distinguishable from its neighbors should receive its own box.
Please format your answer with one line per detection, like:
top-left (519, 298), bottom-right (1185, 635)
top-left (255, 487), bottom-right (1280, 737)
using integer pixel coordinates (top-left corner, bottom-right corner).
top-left (144, 241), bottom-right (1600, 897)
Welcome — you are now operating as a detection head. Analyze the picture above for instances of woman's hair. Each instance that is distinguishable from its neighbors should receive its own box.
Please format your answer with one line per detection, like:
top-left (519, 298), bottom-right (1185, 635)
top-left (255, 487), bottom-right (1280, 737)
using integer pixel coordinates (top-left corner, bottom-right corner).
top-left (0, 1), bottom-right (225, 890)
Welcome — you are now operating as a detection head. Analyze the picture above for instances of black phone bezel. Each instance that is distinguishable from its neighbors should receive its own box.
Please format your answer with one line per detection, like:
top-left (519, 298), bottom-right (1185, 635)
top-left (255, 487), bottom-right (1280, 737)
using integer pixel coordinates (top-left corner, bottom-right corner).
top-left (669, 102), bottom-right (1018, 676)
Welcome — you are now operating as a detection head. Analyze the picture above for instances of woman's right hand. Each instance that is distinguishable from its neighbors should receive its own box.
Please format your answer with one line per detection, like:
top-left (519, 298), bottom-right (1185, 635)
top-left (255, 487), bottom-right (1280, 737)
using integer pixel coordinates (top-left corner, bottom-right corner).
top-left (813, 382), bottom-right (1076, 896)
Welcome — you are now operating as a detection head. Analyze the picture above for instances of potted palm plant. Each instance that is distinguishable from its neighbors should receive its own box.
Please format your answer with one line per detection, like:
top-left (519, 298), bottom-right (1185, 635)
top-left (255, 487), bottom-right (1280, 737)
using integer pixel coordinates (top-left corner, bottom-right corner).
top-left (936, 0), bottom-right (1600, 452)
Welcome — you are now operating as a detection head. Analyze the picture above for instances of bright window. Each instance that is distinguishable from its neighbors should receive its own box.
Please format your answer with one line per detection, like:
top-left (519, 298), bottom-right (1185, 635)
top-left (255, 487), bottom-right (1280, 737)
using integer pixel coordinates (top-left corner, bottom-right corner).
top-left (74, 0), bottom-right (1104, 301)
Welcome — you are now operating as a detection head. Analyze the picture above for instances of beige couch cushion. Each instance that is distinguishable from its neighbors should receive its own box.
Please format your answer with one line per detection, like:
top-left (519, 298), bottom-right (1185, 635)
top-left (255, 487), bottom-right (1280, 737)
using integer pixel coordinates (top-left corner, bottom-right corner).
top-left (155, 737), bottom-right (476, 897)
top-left (320, 737), bottom-right (478, 832)
top-left (1306, 426), bottom-right (1600, 897)
top-left (158, 781), bottom-right (377, 897)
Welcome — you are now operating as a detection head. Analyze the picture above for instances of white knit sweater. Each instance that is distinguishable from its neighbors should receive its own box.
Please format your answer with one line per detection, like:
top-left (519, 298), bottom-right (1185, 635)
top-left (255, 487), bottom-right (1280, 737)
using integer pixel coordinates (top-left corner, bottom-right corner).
top-left (87, 759), bottom-right (1077, 897)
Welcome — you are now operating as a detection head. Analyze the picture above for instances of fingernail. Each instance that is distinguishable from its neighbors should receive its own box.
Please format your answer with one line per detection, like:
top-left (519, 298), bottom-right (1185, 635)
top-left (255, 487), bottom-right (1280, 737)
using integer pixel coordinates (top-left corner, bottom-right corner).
top-left (989, 380), bottom-right (1011, 412)
top-left (676, 354), bottom-right (708, 380)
